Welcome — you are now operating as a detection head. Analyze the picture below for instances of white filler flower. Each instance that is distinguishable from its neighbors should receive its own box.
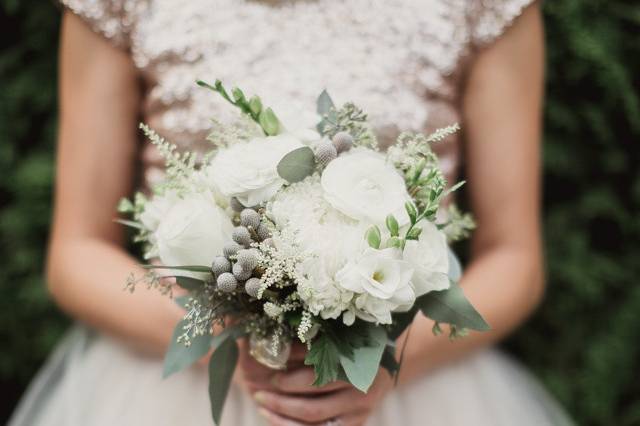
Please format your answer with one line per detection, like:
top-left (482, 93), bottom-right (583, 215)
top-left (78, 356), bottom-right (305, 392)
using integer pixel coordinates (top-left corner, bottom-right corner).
top-left (207, 134), bottom-right (302, 206)
top-left (403, 221), bottom-right (451, 295)
top-left (155, 192), bottom-right (233, 268)
top-left (336, 247), bottom-right (415, 324)
top-left (321, 149), bottom-right (410, 225)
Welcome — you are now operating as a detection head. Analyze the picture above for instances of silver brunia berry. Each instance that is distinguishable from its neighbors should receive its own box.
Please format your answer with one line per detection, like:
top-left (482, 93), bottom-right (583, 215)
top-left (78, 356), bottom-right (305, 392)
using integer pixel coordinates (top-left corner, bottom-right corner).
top-left (232, 262), bottom-right (253, 281)
top-left (314, 140), bottom-right (338, 167)
top-left (232, 226), bottom-right (253, 247)
top-left (211, 256), bottom-right (231, 276)
top-left (332, 131), bottom-right (353, 153)
top-left (216, 272), bottom-right (238, 293)
top-left (240, 209), bottom-right (261, 230)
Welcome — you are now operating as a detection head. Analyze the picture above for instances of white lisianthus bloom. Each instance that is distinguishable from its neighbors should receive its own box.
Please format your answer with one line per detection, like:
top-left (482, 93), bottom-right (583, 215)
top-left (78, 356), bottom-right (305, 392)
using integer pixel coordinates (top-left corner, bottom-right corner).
top-left (336, 247), bottom-right (415, 324)
top-left (321, 149), bottom-right (410, 225)
top-left (297, 257), bottom-right (354, 321)
top-left (206, 134), bottom-right (303, 207)
top-left (402, 221), bottom-right (451, 299)
top-left (154, 192), bottom-right (233, 268)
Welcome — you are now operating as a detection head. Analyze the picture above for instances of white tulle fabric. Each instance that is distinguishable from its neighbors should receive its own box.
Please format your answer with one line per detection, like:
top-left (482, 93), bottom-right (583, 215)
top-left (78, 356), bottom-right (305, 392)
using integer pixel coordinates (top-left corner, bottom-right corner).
top-left (13, 1), bottom-right (575, 425)
top-left (11, 327), bottom-right (572, 426)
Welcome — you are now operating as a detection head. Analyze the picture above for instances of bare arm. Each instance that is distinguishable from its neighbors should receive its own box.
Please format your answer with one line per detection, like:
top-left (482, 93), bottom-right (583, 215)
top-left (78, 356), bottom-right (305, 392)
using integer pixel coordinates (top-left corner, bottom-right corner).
top-left (47, 12), bottom-right (183, 355)
top-left (396, 2), bottom-right (545, 381)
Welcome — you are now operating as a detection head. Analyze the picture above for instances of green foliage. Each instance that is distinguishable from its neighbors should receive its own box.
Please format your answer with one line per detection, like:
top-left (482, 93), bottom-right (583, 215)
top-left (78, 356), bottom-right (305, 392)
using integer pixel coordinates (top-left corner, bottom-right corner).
top-left (0, 1), bottom-right (639, 425)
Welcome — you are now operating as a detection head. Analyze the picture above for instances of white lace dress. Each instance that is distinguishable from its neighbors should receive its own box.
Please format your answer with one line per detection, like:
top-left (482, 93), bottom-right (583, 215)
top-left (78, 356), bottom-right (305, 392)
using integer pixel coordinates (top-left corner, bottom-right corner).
top-left (10, 0), bottom-right (573, 424)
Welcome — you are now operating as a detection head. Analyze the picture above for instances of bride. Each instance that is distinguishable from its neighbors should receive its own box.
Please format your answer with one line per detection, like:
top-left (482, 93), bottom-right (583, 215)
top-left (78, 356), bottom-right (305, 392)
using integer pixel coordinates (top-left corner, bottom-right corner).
top-left (10, 0), bottom-right (573, 425)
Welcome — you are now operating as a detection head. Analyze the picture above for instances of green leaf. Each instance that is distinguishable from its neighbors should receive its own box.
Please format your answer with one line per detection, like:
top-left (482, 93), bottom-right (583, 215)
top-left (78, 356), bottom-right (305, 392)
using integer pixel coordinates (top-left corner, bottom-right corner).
top-left (304, 333), bottom-right (342, 387)
top-left (208, 337), bottom-right (239, 426)
top-left (210, 324), bottom-right (246, 351)
top-left (277, 146), bottom-right (316, 183)
top-left (385, 214), bottom-right (399, 237)
top-left (163, 320), bottom-right (212, 378)
top-left (317, 89), bottom-right (335, 115)
top-left (174, 295), bottom-right (190, 309)
top-left (447, 248), bottom-right (462, 282)
top-left (142, 265), bottom-right (212, 273)
top-left (406, 226), bottom-right (422, 240)
top-left (114, 218), bottom-right (143, 229)
top-left (248, 95), bottom-right (262, 117)
top-left (338, 325), bottom-right (387, 392)
top-left (380, 345), bottom-right (399, 376)
top-left (117, 198), bottom-right (134, 213)
top-left (388, 310), bottom-right (418, 341)
top-left (175, 276), bottom-right (205, 291)
top-left (231, 87), bottom-right (246, 103)
top-left (386, 236), bottom-right (403, 249)
top-left (365, 226), bottom-right (381, 249)
top-left (404, 202), bottom-right (418, 224)
top-left (259, 107), bottom-right (280, 136)
top-left (417, 281), bottom-right (490, 331)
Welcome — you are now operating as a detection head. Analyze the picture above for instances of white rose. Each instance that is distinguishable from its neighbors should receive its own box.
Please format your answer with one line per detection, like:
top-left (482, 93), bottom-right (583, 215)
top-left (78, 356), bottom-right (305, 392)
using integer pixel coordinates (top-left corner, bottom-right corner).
top-left (139, 191), bottom-right (180, 233)
top-left (336, 247), bottom-right (415, 324)
top-left (206, 134), bottom-right (303, 206)
top-left (321, 149), bottom-right (410, 225)
top-left (402, 221), bottom-right (450, 297)
top-left (154, 192), bottom-right (233, 268)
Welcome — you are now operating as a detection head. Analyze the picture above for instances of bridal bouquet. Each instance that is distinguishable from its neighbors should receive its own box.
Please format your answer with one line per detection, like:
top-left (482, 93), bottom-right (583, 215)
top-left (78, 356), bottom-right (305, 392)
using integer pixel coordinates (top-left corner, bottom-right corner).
top-left (120, 80), bottom-right (487, 425)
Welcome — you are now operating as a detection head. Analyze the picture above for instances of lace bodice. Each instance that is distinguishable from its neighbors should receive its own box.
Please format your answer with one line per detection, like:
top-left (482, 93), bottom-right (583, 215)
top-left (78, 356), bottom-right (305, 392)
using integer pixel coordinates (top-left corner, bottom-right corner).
top-left (60, 0), bottom-right (533, 189)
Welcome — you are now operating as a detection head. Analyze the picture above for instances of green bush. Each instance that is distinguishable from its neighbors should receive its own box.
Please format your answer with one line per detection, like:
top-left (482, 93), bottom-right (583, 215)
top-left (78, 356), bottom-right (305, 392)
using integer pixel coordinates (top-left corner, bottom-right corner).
top-left (0, 1), bottom-right (638, 424)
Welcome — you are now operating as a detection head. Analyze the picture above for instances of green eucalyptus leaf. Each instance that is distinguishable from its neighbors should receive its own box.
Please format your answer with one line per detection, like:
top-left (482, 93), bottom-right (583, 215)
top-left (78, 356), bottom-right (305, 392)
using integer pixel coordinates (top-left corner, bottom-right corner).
top-left (208, 337), bottom-right (239, 426)
top-left (338, 325), bottom-right (387, 392)
top-left (385, 214), bottom-right (399, 237)
top-left (277, 146), bottom-right (316, 183)
top-left (417, 281), bottom-right (490, 331)
top-left (366, 226), bottom-right (382, 249)
top-left (259, 107), bottom-right (280, 136)
top-left (448, 248), bottom-right (462, 282)
top-left (163, 320), bottom-right (212, 378)
top-left (316, 89), bottom-right (335, 115)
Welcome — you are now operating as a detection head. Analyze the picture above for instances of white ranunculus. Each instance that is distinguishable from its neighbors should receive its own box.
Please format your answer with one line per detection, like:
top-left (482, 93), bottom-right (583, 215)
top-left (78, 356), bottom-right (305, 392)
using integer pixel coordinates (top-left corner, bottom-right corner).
top-left (402, 221), bottom-right (450, 299)
top-left (154, 192), bottom-right (233, 268)
top-left (336, 247), bottom-right (415, 324)
top-left (321, 149), bottom-right (410, 225)
top-left (206, 134), bottom-right (303, 207)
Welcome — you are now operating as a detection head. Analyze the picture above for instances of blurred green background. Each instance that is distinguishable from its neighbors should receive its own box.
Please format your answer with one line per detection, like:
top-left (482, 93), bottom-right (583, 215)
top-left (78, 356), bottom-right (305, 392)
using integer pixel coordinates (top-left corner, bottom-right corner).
top-left (1, 1), bottom-right (639, 424)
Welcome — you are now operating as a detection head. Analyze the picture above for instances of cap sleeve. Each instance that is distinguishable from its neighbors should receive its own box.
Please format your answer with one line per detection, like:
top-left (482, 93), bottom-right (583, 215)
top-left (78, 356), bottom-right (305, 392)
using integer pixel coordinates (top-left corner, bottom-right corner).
top-left (58, 0), bottom-right (137, 50)
top-left (467, 0), bottom-right (537, 48)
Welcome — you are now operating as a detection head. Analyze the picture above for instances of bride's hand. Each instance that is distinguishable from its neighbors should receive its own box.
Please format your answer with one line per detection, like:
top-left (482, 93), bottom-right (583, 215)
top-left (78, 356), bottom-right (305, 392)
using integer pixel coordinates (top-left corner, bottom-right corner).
top-left (252, 363), bottom-right (393, 426)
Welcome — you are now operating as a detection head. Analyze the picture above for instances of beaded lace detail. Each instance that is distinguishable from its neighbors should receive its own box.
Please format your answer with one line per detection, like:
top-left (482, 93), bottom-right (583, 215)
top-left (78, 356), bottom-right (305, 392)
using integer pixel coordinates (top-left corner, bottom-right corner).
top-left (59, 0), bottom-right (534, 189)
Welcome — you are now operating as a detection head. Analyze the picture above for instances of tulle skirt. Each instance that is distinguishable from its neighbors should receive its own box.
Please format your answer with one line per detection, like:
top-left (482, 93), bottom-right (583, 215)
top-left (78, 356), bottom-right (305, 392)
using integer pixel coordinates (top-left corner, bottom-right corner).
top-left (9, 326), bottom-right (573, 426)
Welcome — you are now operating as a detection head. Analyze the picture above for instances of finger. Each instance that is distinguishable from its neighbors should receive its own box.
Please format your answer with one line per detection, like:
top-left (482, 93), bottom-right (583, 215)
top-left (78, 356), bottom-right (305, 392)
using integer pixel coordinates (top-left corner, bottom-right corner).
top-left (271, 368), bottom-right (351, 394)
top-left (258, 408), bottom-right (309, 426)
top-left (258, 407), bottom-right (365, 426)
top-left (254, 388), bottom-right (362, 423)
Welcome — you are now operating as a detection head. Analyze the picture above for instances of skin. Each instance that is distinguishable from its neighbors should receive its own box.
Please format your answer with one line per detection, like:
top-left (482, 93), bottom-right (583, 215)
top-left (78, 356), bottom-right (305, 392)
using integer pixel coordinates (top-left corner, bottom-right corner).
top-left (50, 3), bottom-right (544, 426)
